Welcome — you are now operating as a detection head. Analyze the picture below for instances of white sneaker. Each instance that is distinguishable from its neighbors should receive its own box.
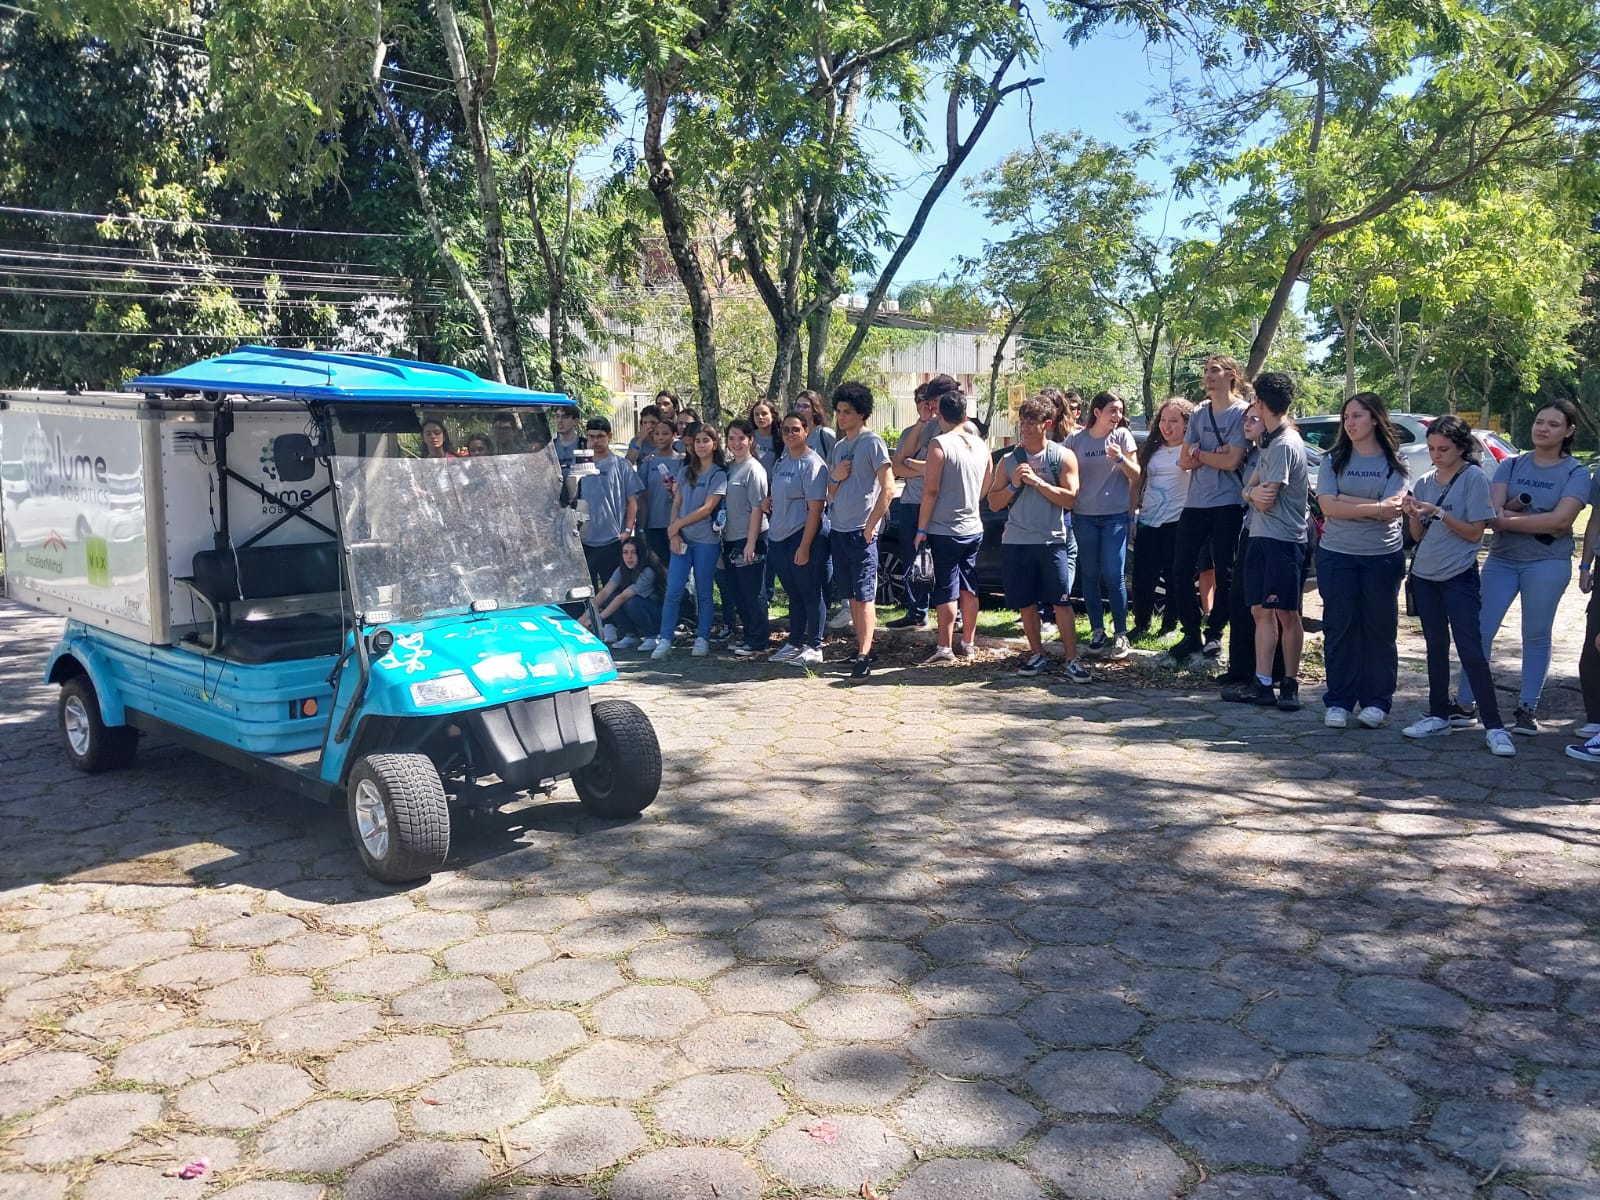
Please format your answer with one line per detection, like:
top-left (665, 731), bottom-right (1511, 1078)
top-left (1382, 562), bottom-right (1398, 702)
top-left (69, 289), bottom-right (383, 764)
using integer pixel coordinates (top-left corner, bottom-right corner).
top-left (769, 644), bottom-right (801, 663)
top-left (827, 606), bottom-right (854, 630)
top-left (602, 623), bottom-right (619, 643)
top-left (1577, 722), bottom-right (1600, 738)
top-left (1324, 707), bottom-right (1350, 729)
top-left (638, 637), bottom-right (658, 652)
top-left (1402, 715), bottom-right (1452, 739)
top-left (1356, 705), bottom-right (1387, 729)
top-left (615, 635), bottom-right (640, 649)
top-left (691, 638), bottom-right (709, 657)
top-left (924, 646), bottom-right (956, 664)
top-left (650, 640), bottom-right (672, 660)
top-left (794, 647), bottom-right (824, 666)
top-left (1485, 728), bottom-right (1517, 757)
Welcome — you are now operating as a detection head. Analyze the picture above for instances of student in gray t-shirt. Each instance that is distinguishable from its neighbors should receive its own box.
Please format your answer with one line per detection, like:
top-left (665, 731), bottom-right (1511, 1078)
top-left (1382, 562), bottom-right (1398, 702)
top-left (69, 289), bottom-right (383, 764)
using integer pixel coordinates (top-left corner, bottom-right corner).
top-left (1313, 392), bottom-right (1411, 729)
top-left (826, 382), bottom-right (896, 675)
top-left (577, 418), bottom-right (644, 590)
top-left (722, 419), bottom-right (772, 654)
top-left (1226, 372), bottom-right (1308, 711)
top-left (1399, 413), bottom-right (1510, 753)
top-left (916, 388), bottom-right (993, 661)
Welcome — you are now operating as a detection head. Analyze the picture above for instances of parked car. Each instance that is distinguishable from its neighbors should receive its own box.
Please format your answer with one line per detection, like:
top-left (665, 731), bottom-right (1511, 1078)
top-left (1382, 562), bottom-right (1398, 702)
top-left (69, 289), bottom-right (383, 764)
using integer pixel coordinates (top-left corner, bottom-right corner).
top-left (1474, 429), bottom-right (1518, 462)
top-left (1295, 412), bottom-right (1434, 480)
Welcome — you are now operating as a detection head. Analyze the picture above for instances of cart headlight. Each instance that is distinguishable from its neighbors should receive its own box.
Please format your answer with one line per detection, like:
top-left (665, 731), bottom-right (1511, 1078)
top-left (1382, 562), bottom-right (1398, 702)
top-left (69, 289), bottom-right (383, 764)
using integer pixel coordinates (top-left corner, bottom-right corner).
top-left (575, 651), bottom-right (613, 680)
top-left (409, 671), bottom-right (483, 707)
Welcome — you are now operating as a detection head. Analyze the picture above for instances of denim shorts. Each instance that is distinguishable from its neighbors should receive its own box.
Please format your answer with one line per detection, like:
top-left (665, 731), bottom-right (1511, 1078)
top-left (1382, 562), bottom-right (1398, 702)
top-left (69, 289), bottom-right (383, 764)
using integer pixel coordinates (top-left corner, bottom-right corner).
top-left (1243, 537), bottom-right (1305, 611)
top-left (1001, 541), bottom-right (1074, 610)
top-left (830, 528), bottom-right (879, 603)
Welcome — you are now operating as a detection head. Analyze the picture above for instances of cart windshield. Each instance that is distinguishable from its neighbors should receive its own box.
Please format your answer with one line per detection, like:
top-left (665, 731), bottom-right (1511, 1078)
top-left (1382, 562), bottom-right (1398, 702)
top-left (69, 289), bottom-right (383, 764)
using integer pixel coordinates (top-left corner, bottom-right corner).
top-left (330, 448), bottom-right (590, 623)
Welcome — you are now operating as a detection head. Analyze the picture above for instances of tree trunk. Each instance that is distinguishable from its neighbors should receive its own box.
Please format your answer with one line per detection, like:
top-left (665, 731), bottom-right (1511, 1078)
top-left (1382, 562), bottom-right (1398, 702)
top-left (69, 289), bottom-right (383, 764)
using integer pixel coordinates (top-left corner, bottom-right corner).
top-left (985, 303), bottom-right (1030, 427)
top-left (1339, 305), bottom-right (1357, 399)
top-left (1245, 232), bottom-right (1325, 379)
top-left (436, 0), bottom-right (527, 387)
top-left (523, 162), bottom-right (571, 397)
top-left (804, 303), bottom-right (830, 394)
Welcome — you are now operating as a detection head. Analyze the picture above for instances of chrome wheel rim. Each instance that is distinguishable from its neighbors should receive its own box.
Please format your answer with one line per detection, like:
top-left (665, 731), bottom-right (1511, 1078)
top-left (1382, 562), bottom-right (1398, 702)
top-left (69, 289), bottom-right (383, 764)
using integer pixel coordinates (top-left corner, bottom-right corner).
top-left (63, 694), bottom-right (92, 757)
top-left (353, 779), bottom-right (391, 861)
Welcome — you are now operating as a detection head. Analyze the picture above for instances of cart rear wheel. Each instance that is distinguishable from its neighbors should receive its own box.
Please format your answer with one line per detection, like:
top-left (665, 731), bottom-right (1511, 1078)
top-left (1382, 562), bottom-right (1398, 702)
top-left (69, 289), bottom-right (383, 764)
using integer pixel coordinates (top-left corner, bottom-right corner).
top-left (572, 700), bottom-right (661, 819)
top-left (59, 676), bottom-right (138, 773)
top-left (347, 753), bottom-right (450, 883)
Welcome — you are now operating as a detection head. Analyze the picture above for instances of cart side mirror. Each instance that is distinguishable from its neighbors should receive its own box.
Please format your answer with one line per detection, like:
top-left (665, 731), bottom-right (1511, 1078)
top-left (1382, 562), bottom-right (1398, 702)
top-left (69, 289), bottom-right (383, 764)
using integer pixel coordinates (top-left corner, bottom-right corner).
top-left (272, 434), bottom-right (318, 482)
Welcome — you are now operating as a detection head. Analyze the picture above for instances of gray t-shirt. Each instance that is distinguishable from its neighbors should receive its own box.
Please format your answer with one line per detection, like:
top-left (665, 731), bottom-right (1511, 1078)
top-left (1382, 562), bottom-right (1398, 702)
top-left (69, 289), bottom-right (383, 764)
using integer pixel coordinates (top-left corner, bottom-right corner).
top-left (927, 428), bottom-right (988, 538)
top-left (608, 565), bottom-right (659, 602)
top-left (807, 426), bottom-right (836, 459)
top-left (553, 432), bottom-right (581, 473)
top-left (1067, 427), bottom-right (1138, 517)
top-left (722, 457), bottom-right (769, 543)
top-left (1183, 400), bottom-right (1250, 508)
top-left (638, 451), bottom-right (682, 529)
top-left (579, 453), bottom-right (644, 546)
top-left (1000, 442), bottom-right (1071, 545)
top-left (1247, 425), bottom-right (1309, 543)
top-left (1316, 450), bottom-right (1407, 555)
top-left (674, 463), bottom-right (728, 546)
top-left (1490, 453), bottom-right (1590, 563)
top-left (827, 430), bottom-right (891, 533)
top-left (898, 419), bottom-right (939, 505)
top-left (768, 451), bottom-right (830, 541)
top-left (1410, 464), bottom-right (1495, 582)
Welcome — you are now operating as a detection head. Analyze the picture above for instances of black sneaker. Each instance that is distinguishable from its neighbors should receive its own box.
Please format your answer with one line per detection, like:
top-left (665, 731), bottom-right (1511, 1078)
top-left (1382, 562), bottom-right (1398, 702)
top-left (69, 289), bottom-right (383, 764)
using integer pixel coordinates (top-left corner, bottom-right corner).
top-left (850, 652), bottom-right (879, 679)
top-left (1202, 636), bottom-right (1223, 658)
top-left (1511, 706), bottom-right (1539, 736)
top-left (885, 614), bottom-right (927, 630)
top-left (1017, 652), bottom-right (1049, 677)
top-left (1447, 702), bottom-right (1480, 729)
top-left (1215, 670), bottom-right (1255, 687)
top-left (1277, 678), bottom-right (1302, 712)
top-left (708, 623), bottom-right (734, 643)
top-left (1223, 680), bottom-right (1277, 705)
top-left (1085, 632), bottom-right (1110, 657)
top-left (1162, 637), bottom-right (1201, 667)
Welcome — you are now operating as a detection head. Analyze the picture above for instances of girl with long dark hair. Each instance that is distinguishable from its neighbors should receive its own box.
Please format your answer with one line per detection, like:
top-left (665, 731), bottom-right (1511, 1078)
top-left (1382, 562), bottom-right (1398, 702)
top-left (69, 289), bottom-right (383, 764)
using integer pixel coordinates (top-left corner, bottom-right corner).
top-left (653, 424), bottom-right (730, 659)
top-left (1067, 391), bottom-right (1140, 659)
top-left (1130, 397), bottom-right (1194, 638)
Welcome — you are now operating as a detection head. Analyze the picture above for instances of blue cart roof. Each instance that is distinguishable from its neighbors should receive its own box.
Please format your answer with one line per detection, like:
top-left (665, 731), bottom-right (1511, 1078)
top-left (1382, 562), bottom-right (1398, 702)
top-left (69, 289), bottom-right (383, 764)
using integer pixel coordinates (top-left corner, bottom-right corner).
top-left (128, 347), bottom-right (574, 407)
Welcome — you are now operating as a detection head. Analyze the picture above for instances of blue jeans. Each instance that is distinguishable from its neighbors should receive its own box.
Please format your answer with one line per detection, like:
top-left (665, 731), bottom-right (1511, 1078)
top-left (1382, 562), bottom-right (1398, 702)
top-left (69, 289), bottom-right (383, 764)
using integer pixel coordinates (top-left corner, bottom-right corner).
top-left (1457, 555), bottom-right (1572, 710)
top-left (1075, 512), bottom-right (1130, 636)
top-left (773, 530), bottom-right (829, 649)
top-left (1317, 547), bottom-right (1406, 713)
top-left (613, 594), bottom-right (661, 638)
top-left (660, 540), bottom-right (721, 641)
top-left (725, 537), bottom-right (771, 649)
top-left (894, 499), bottom-right (931, 621)
top-left (1413, 565), bottom-right (1502, 730)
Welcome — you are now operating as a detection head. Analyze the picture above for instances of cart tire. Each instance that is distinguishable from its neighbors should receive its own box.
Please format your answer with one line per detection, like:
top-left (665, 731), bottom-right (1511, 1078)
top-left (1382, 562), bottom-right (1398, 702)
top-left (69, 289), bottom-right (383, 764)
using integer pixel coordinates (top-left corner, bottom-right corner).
top-left (572, 700), bottom-right (661, 819)
top-left (59, 676), bottom-right (138, 773)
top-left (347, 753), bottom-right (450, 883)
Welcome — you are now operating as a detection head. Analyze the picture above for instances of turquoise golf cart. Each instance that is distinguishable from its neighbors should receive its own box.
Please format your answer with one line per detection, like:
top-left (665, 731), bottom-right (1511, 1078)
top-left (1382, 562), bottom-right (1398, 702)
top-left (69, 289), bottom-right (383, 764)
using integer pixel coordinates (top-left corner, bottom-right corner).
top-left (1, 348), bottom-right (660, 882)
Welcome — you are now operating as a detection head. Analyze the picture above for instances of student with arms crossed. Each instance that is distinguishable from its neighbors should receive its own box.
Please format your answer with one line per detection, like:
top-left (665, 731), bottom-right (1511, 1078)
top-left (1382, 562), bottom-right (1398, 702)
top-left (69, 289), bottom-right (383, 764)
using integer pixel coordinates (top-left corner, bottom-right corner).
top-left (826, 382), bottom-right (896, 677)
top-left (766, 414), bottom-right (832, 665)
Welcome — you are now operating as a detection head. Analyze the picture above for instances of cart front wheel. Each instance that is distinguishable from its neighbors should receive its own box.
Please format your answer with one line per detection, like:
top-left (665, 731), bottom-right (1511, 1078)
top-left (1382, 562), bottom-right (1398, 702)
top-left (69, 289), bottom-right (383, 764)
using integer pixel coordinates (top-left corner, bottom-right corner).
top-left (572, 699), bottom-right (661, 819)
top-left (347, 753), bottom-right (450, 883)
top-left (59, 676), bottom-right (138, 773)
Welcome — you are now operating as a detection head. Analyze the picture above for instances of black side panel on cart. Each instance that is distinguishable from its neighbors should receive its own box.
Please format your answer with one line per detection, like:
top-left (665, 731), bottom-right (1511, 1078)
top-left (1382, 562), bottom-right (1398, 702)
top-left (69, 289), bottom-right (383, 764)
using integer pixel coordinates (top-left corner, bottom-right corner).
top-left (461, 690), bottom-right (597, 788)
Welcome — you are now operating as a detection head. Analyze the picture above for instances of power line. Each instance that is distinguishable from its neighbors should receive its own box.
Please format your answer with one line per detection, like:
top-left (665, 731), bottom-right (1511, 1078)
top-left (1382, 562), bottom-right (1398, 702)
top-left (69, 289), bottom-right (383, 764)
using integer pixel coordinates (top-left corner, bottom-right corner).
top-left (0, 328), bottom-right (352, 341)
top-left (0, 284), bottom-right (434, 311)
top-left (0, 204), bottom-right (404, 240)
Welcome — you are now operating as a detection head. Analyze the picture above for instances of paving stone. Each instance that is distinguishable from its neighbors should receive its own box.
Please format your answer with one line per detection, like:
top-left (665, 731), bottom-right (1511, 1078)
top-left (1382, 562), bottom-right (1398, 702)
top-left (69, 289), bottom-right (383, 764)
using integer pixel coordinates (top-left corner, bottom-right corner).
top-left (464, 1010), bottom-right (587, 1064)
top-left (1246, 997), bottom-right (1378, 1054)
top-left (607, 1147), bottom-right (761, 1200)
top-left (553, 1039), bottom-right (682, 1100)
top-left (514, 959), bottom-right (624, 1004)
top-left (1141, 1021), bottom-right (1279, 1083)
top-left (203, 913), bottom-right (305, 948)
top-left (392, 976), bottom-right (507, 1027)
top-left (11, 1092), bottom-right (163, 1165)
top-left (1027, 1122), bottom-right (1189, 1200)
top-left (909, 965), bottom-right (1030, 1016)
top-left (1272, 1058), bottom-right (1420, 1130)
top-left (422, 877), bottom-right (516, 911)
top-left (259, 999), bottom-right (382, 1054)
top-left (175, 1062), bottom-right (315, 1128)
top-left (209, 1186), bottom-right (324, 1200)
top-left (1435, 960), bottom-right (1557, 1008)
top-left (1161, 1087), bottom-right (1310, 1167)
top-left (756, 1113), bottom-right (913, 1191)
top-left (1115, 925), bottom-right (1224, 968)
top-left (893, 1158), bottom-right (1048, 1200)
top-left (628, 937), bottom-right (736, 981)
top-left (652, 1073), bottom-right (787, 1140)
top-left (410, 1066), bottom-right (544, 1134)
top-left (1342, 975), bottom-right (1472, 1030)
top-left (919, 921), bottom-right (1029, 966)
top-left (256, 1098), bottom-right (398, 1172)
top-left (79, 1163), bottom-right (198, 1200)
top-left (197, 975), bottom-right (314, 1022)
top-left (1427, 1100), bottom-right (1595, 1176)
top-left (149, 895), bottom-right (254, 931)
top-left (136, 950), bottom-right (253, 991)
top-left (1189, 1177), bottom-right (1328, 1200)
top-left (1219, 953), bottom-right (1341, 996)
top-left (679, 1013), bottom-right (805, 1069)
top-left (325, 952), bottom-right (434, 997)
top-left (441, 933), bottom-right (552, 975)
top-left (343, 1141), bottom-right (492, 1200)
top-left (1026, 1049), bottom-right (1163, 1115)
top-left (505, 1106), bottom-right (647, 1174)
top-left (590, 983), bottom-right (709, 1038)
top-left (325, 1033), bottom-right (454, 1093)
top-left (0, 1051), bottom-right (102, 1117)
top-left (0, 1171), bottom-right (67, 1200)
top-left (259, 932), bottom-right (370, 970)
top-left (84, 930), bottom-right (192, 969)
top-left (63, 996), bottom-right (183, 1042)
top-left (814, 939), bottom-right (927, 986)
top-left (1018, 991), bottom-right (1144, 1046)
top-left (487, 896), bottom-right (588, 932)
top-left (894, 1077), bottom-right (1041, 1148)
top-left (826, 901), bottom-right (934, 940)
top-left (798, 992), bottom-right (918, 1041)
top-left (907, 1016), bottom-right (1036, 1076)
top-left (552, 915), bottom-right (658, 956)
top-left (734, 916), bottom-right (839, 961)
top-left (784, 1046), bottom-right (916, 1106)
top-left (113, 1026), bottom-right (243, 1086)
top-left (376, 911), bottom-right (479, 951)
top-left (1315, 1137), bottom-right (1477, 1199)
top-left (1019, 945), bottom-right (1130, 990)
top-left (32, 912), bottom-right (142, 947)
top-left (708, 964), bottom-right (821, 1012)
top-left (1127, 969), bottom-right (1247, 1019)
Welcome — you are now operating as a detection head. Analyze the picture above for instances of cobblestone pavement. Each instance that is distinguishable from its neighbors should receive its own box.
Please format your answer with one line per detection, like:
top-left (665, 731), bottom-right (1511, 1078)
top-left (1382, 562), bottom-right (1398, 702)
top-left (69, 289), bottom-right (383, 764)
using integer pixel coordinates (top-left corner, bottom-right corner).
top-left (1, 593), bottom-right (1599, 1200)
